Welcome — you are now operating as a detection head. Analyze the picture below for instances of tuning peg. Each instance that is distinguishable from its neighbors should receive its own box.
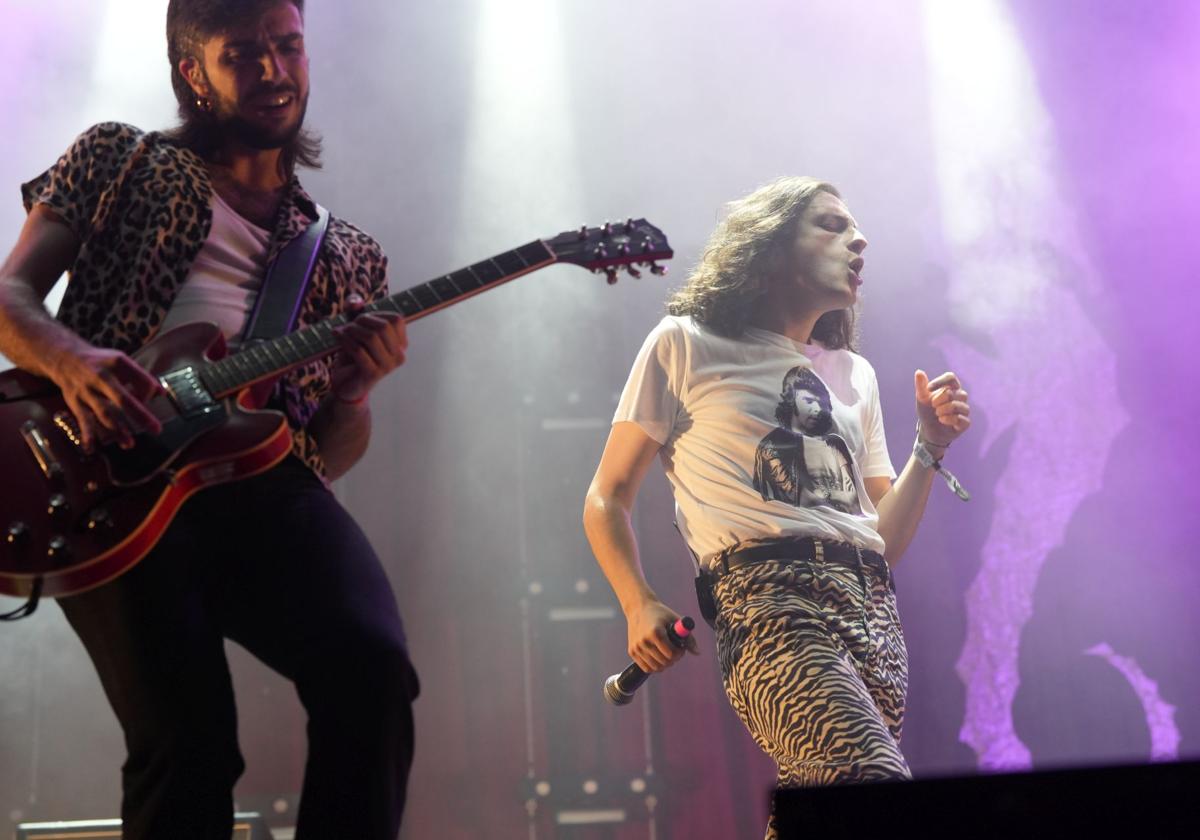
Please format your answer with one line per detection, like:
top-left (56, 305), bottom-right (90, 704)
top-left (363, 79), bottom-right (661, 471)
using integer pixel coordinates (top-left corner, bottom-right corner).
top-left (649, 263), bottom-right (667, 276)
top-left (577, 225), bottom-right (588, 240)
top-left (601, 221), bottom-right (613, 237)
top-left (625, 217), bottom-right (635, 233)
top-left (626, 265), bottom-right (642, 279)
top-left (605, 268), bottom-right (619, 285)
top-left (641, 237), bottom-right (654, 253)
top-left (593, 244), bottom-right (608, 259)
top-left (618, 242), bottom-right (631, 256)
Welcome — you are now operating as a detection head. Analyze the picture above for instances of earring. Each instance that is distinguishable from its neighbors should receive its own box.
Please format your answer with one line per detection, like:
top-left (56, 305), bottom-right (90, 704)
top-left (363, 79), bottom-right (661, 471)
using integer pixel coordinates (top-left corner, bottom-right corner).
top-left (195, 95), bottom-right (212, 112)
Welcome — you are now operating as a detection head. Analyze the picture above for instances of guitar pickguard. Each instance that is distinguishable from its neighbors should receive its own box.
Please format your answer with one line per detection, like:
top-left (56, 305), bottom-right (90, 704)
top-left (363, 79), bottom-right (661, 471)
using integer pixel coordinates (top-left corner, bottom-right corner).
top-left (102, 400), bottom-right (229, 487)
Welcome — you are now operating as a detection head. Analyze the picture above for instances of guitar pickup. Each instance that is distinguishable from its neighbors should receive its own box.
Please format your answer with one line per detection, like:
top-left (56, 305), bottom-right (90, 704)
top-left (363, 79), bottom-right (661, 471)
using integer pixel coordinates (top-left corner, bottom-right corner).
top-left (161, 367), bottom-right (219, 417)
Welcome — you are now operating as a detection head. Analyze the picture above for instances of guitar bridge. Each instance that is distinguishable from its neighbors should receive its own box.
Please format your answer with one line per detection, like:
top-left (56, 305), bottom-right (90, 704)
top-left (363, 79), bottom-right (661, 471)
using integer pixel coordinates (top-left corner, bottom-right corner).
top-left (161, 367), bottom-right (220, 418)
top-left (53, 411), bottom-right (83, 447)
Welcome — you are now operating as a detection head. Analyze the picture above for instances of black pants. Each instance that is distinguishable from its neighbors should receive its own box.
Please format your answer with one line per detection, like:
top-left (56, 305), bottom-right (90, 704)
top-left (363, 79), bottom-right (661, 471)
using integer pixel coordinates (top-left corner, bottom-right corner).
top-left (58, 457), bottom-right (419, 840)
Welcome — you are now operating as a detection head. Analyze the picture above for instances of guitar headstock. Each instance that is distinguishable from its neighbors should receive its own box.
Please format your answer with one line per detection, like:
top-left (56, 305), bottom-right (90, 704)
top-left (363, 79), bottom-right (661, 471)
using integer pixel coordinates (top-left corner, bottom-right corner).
top-left (544, 219), bottom-right (674, 284)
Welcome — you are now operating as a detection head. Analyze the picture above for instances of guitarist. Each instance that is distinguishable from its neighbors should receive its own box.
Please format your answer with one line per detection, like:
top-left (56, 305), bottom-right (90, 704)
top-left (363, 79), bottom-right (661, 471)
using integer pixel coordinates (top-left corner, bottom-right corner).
top-left (0, 2), bottom-right (418, 838)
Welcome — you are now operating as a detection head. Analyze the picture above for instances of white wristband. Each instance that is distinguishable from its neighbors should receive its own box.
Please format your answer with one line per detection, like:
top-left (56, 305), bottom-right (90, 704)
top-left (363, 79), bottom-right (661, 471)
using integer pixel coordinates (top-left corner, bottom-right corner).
top-left (913, 438), bottom-right (971, 502)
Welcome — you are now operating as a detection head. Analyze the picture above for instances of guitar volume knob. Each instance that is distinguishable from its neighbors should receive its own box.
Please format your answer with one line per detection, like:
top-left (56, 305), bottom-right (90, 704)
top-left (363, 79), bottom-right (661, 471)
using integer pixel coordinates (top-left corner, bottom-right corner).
top-left (87, 509), bottom-right (115, 530)
top-left (47, 535), bottom-right (71, 561)
top-left (48, 493), bottom-right (70, 516)
top-left (6, 522), bottom-right (29, 545)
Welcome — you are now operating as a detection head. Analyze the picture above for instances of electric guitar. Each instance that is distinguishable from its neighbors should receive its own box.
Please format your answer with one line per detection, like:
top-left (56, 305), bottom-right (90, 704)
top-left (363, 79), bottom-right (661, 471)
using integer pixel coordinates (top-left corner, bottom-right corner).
top-left (0, 220), bottom-right (672, 599)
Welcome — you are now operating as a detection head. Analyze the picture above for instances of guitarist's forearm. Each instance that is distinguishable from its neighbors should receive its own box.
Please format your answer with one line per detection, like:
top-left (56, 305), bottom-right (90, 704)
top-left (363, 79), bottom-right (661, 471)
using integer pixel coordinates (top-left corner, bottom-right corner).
top-left (0, 205), bottom-right (87, 376)
top-left (308, 396), bottom-right (373, 481)
top-left (0, 277), bottom-right (92, 380)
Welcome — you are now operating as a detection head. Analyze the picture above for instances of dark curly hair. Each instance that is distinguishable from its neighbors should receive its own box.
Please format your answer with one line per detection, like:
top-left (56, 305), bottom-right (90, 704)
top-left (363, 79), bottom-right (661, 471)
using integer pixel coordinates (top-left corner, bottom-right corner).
top-left (164, 0), bottom-right (321, 171)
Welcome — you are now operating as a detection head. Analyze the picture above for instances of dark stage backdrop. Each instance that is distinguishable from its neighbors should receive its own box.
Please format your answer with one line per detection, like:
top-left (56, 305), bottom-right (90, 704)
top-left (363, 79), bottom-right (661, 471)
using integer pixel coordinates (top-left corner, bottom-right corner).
top-left (1, 1), bottom-right (1197, 837)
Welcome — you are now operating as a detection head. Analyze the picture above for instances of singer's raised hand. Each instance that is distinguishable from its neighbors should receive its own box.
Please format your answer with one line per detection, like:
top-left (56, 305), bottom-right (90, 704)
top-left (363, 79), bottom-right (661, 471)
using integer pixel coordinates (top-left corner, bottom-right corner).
top-left (627, 598), bottom-right (699, 673)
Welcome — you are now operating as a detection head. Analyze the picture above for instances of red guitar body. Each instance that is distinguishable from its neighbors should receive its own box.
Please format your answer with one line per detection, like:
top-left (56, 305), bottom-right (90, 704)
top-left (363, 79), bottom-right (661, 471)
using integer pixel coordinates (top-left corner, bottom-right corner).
top-left (0, 322), bottom-right (292, 598)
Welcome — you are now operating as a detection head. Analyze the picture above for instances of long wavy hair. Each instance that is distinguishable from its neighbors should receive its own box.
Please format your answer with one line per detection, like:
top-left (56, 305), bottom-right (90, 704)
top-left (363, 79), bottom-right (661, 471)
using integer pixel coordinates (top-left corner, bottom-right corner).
top-left (164, 0), bottom-right (322, 172)
top-left (667, 176), bottom-right (857, 350)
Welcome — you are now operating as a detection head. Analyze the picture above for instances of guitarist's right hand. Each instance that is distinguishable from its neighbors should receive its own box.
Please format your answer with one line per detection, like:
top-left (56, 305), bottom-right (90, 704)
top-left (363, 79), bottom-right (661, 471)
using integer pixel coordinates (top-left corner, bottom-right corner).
top-left (49, 346), bottom-right (164, 452)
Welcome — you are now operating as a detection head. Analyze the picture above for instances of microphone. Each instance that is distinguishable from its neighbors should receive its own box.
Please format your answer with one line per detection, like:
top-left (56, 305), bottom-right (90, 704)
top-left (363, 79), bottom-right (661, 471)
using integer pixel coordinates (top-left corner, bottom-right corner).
top-left (603, 616), bottom-right (695, 706)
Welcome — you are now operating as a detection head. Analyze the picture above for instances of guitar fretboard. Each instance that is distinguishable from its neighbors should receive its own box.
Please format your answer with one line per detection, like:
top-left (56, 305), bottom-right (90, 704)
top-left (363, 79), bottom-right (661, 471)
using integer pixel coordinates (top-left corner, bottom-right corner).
top-left (197, 239), bottom-right (555, 397)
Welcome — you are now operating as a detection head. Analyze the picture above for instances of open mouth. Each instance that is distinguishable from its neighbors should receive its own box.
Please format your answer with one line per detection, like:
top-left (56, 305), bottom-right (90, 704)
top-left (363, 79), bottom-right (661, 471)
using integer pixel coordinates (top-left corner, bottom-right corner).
top-left (255, 93), bottom-right (295, 115)
top-left (849, 257), bottom-right (865, 287)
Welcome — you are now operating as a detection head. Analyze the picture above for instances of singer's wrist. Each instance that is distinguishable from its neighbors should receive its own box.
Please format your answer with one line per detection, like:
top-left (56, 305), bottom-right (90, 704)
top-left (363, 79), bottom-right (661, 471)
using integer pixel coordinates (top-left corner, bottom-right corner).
top-left (916, 421), bottom-right (950, 458)
top-left (619, 588), bottom-right (660, 619)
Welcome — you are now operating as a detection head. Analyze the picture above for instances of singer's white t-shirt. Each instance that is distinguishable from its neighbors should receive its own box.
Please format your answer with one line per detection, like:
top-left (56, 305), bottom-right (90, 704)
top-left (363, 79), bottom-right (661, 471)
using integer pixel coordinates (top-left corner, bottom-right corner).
top-left (614, 315), bottom-right (895, 563)
top-left (158, 191), bottom-right (269, 346)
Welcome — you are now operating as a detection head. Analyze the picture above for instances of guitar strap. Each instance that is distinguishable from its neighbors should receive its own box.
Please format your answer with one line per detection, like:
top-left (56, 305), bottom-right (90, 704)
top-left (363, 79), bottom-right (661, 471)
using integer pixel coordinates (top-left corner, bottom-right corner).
top-left (241, 203), bottom-right (331, 343)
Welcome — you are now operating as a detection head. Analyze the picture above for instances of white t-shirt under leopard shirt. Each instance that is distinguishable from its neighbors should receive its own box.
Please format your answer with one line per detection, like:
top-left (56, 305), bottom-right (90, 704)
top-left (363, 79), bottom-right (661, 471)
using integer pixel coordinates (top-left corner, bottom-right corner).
top-left (157, 190), bottom-right (269, 346)
top-left (614, 315), bottom-right (896, 565)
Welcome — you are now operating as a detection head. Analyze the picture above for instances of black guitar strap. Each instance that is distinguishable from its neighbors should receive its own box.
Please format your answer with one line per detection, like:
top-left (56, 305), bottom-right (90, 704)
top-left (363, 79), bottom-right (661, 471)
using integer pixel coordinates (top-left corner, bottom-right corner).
top-left (241, 204), bottom-right (331, 343)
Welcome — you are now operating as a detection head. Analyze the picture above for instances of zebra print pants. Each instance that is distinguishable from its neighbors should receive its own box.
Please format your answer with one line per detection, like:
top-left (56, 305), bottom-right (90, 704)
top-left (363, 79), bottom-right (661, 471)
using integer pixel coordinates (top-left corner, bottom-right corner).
top-left (712, 548), bottom-right (910, 837)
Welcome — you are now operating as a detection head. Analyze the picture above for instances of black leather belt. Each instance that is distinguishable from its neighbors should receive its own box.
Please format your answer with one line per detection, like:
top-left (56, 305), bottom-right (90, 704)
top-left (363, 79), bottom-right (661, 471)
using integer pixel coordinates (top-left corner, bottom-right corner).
top-left (709, 536), bottom-right (885, 580)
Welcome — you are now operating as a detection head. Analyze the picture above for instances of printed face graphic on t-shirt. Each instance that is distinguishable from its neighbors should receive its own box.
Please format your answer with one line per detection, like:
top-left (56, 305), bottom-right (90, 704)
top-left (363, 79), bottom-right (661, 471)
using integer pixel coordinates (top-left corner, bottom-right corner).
top-left (752, 366), bottom-right (863, 515)
top-left (792, 389), bottom-right (824, 433)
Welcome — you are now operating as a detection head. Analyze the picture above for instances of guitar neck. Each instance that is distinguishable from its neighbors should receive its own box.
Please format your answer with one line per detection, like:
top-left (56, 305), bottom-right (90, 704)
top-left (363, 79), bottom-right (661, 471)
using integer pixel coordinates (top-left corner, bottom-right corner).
top-left (198, 239), bottom-right (555, 397)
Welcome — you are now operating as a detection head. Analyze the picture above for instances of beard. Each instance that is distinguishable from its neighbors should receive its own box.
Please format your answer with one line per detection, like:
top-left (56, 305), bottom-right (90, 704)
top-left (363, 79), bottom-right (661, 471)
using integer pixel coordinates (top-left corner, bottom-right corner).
top-left (209, 88), bottom-right (308, 151)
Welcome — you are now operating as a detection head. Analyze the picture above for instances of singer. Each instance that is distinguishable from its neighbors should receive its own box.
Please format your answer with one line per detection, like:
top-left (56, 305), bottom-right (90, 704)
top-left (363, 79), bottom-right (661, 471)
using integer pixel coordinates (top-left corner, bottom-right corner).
top-left (582, 177), bottom-right (971, 838)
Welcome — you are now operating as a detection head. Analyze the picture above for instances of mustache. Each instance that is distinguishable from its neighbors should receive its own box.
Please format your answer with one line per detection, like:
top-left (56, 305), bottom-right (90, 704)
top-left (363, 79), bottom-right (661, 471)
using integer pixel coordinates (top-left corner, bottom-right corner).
top-left (249, 84), bottom-right (300, 99)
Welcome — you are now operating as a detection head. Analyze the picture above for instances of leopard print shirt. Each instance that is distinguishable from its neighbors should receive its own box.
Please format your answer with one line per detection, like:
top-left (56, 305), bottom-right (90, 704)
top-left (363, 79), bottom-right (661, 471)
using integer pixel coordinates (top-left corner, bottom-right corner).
top-left (21, 122), bottom-right (390, 481)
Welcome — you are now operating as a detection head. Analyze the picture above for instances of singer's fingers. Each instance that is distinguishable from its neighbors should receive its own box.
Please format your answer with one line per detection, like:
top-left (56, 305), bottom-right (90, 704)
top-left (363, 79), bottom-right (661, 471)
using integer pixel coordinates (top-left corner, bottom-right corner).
top-left (632, 640), bottom-right (670, 673)
top-left (654, 625), bottom-right (684, 663)
top-left (642, 652), bottom-right (669, 673)
top-left (914, 369), bottom-right (931, 404)
top-left (655, 627), bottom-right (685, 666)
